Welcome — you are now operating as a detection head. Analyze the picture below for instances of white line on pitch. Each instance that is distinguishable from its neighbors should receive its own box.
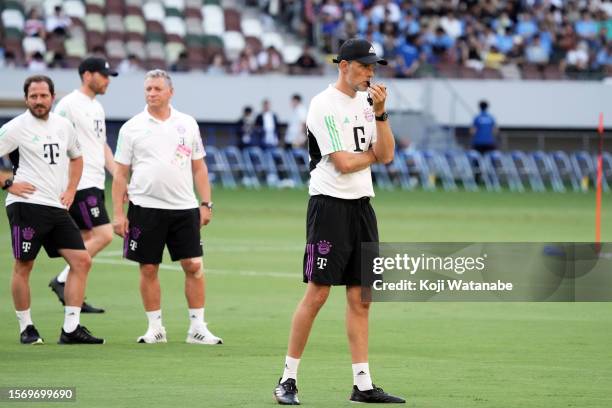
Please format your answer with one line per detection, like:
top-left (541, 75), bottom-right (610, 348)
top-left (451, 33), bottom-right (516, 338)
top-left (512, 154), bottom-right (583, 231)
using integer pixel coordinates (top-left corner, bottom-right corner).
top-left (93, 257), bottom-right (296, 279)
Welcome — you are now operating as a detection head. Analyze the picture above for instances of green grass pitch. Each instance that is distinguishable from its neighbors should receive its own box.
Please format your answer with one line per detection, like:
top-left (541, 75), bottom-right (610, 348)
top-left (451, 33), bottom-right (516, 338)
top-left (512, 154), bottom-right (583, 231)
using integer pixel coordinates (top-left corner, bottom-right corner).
top-left (0, 188), bottom-right (611, 408)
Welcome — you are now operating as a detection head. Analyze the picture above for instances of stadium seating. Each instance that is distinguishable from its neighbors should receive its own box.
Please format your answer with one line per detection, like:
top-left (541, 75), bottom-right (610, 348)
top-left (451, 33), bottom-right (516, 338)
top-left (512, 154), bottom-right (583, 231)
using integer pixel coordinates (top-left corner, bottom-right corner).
top-left (200, 147), bottom-right (612, 193)
top-left (0, 0), bottom-right (294, 70)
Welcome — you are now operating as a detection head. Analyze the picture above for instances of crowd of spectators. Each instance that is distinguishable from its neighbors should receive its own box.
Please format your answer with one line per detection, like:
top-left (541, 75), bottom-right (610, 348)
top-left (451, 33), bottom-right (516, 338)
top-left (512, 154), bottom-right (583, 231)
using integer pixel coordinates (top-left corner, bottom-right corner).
top-left (2, 0), bottom-right (611, 80)
top-left (295, 0), bottom-right (612, 79)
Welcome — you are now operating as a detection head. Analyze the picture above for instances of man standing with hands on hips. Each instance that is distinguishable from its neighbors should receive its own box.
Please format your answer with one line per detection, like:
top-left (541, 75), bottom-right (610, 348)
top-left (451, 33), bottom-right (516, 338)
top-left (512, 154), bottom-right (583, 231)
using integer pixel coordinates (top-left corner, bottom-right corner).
top-left (273, 38), bottom-right (405, 404)
top-left (112, 69), bottom-right (222, 345)
top-left (0, 75), bottom-right (104, 345)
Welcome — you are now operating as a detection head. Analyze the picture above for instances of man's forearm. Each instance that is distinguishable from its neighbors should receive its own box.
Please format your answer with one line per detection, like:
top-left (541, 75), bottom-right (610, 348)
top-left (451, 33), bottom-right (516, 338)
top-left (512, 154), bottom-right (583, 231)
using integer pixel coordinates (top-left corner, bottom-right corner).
top-left (111, 167), bottom-right (129, 216)
top-left (372, 122), bottom-right (395, 164)
top-left (193, 163), bottom-right (211, 203)
top-left (330, 150), bottom-right (377, 174)
top-left (66, 157), bottom-right (83, 191)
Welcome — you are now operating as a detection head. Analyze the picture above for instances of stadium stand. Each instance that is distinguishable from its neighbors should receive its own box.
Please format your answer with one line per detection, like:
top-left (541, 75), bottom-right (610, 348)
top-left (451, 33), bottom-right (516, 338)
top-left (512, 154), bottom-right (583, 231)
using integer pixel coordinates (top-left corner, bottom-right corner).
top-left (3, 0), bottom-right (609, 79)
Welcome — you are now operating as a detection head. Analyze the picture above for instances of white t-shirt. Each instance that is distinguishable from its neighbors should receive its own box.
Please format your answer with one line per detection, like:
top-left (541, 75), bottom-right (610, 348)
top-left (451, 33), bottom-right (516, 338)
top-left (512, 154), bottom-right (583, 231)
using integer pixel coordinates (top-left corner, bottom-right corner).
top-left (0, 110), bottom-right (82, 208)
top-left (114, 106), bottom-right (205, 210)
top-left (55, 89), bottom-right (107, 190)
top-left (285, 103), bottom-right (307, 145)
top-left (307, 85), bottom-right (377, 199)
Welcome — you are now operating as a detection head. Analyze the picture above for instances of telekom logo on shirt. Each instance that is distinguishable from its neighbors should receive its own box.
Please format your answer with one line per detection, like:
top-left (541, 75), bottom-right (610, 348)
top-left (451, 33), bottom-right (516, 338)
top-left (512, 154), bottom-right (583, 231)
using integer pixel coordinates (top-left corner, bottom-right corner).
top-left (43, 143), bottom-right (60, 165)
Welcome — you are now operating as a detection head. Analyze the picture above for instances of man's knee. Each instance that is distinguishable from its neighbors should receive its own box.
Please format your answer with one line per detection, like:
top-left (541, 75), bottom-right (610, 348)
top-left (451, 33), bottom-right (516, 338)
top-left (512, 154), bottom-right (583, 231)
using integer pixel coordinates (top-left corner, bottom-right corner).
top-left (303, 285), bottom-right (331, 309)
top-left (70, 252), bottom-right (92, 273)
top-left (92, 225), bottom-right (113, 247)
top-left (181, 258), bottom-right (203, 277)
top-left (140, 264), bottom-right (159, 279)
top-left (13, 260), bottom-right (35, 277)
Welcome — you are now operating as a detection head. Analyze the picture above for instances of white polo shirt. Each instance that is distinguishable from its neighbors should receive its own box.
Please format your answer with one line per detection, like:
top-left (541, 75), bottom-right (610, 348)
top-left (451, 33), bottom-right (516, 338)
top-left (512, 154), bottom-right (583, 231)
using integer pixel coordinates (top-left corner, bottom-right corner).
top-left (114, 106), bottom-right (205, 210)
top-left (307, 85), bottom-right (377, 199)
top-left (55, 89), bottom-right (107, 190)
top-left (0, 110), bottom-right (82, 208)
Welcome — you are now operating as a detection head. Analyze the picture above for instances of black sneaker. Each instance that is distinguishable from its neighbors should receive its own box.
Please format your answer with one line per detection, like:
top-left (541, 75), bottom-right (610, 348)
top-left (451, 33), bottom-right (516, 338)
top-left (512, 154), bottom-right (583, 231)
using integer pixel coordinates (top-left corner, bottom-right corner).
top-left (20, 325), bottom-right (44, 345)
top-left (349, 385), bottom-right (405, 403)
top-left (81, 301), bottom-right (105, 314)
top-left (49, 277), bottom-right (66, 305)
top-left (49, 277), bottom-right (105, 313)
top-left (58, 325), bottom-right (105, 344)
top-left (273, 378), bottom-right (300, 405)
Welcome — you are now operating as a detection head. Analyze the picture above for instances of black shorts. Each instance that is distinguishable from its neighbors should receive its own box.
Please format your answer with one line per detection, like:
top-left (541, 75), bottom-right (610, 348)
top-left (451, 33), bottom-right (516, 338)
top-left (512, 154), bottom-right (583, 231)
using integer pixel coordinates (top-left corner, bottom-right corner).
top-left (6, 202), bottom-right (86, 261)
top-left (124, 202), bottom-right (203, 264)
top-left (303, 195), bottom-right (378, 286)
top-left (68, 187), bottom-right (110, 230)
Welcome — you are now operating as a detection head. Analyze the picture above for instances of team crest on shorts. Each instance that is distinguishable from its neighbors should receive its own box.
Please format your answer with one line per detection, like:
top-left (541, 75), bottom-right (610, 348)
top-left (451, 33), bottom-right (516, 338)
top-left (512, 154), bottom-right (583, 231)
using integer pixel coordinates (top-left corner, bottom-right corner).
top-left (317, 240), bottom-right (332, 255)
top-left (22, 227), bottom-right (35, 240)
top-left (86, 195), bottom-right (98, 206)
top-left (364, 107), bottom-right (374, 122)
top-left (130, 226), bottom-right (142, 239)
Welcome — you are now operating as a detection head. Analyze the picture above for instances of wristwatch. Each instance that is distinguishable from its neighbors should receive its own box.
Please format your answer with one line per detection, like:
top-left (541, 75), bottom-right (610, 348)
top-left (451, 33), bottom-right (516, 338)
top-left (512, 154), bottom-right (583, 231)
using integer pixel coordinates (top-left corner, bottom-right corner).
top-left (375, 112), bottom-right (388, 121)
top-left (200, 201), bottom-right (214, 210)
top-left (2, 179), bottom-right (13, 190)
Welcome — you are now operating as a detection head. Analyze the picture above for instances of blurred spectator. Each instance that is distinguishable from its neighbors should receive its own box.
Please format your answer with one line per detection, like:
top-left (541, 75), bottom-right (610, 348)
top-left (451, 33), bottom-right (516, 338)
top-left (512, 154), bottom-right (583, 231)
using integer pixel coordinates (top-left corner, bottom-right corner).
top-left (575, 11), bottom-right (598, 42)
top-left (1, 51), bottom-right (18, 68)
top-left (91, 45), bottom-right (107, 59)
top-left (470, 100), bottom-right (498, 154)
top-left (231, 47), bottom-right (258, 75)
top-left (255, 99), bottom-right (280, 149)
top-left (284, 94), bottom-right (307, 149)
top-left (291, 45), bottom-right (321, 74)
top-left (257, 46), bottom-right (285, 73)
top-left (561, 41), bottom-right (590, 77)
top-left (395, 38), bottom-right (420, 77)
top-left (594, 41), bottom-right (612, 73)
top-left (484, 46), bottom-right (505, 69)
top-left (48, 52), bottom-right (67, 69)
top-left (45, 5), bottom-right (71, 37)
top-left (459, 34), bottom-right (485, 71)
top-left (525, 34), bottom-right (550, 66)
top-left (440, 12), bottom-right (463, 40)
top-left (25, 8), bottom-right (46, 38)
top-left (207, 53), bottom-right (227, 75)
top-left (171, 51), bottom-right (190, 72)
top-left (237, 106), bottom-right (256, 150)
top-left (27, 51), bottom-right (47, 71)
top-left (118, 54), bottom-right (142, 73)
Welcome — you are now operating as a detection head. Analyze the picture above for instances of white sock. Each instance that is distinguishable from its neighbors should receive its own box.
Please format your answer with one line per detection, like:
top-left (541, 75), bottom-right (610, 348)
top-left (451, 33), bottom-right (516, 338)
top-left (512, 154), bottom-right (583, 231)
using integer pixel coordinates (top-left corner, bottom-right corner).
top-left (188, 307), bottom-right (205, 329)
top-left (63, 306), bottom-right (81, 333)
top-left (16, 309), bottom-right (33, 333)
top-left (146, 310), bottom-right (163, 331)
top-left (281, 356), bottom-right (301, 383)
top-left (352, 362), bottom-right (373, 391)
top-left (57, 265), bottom-right (70, 283)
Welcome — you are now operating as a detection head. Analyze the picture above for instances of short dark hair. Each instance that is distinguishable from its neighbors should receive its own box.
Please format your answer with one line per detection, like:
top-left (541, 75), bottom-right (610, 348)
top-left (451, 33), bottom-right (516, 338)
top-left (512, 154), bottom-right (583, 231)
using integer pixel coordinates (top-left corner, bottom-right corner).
top-left (479, 100), bottom-right (489, 111)
top-left (24, 75), bottom-right (55, 97)
top-left (292, 94), bottom-right (302, 102)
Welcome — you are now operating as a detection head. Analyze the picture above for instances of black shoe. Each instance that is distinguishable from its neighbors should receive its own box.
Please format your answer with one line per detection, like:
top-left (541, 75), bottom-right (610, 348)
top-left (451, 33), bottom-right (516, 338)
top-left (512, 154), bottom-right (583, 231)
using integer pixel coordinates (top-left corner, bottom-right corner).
top-left (49, 277), bottom-right (66, 305)
top-left (58, 325), bottom-right (105, 344)
top-left (81, 301), bottom-right (105, 314)
top-left (273, 378), bottom-right (300, 405)
top-left (349, 385), bottom-right (405, 403)
top-left (20, 325), bottom-right (44, 345)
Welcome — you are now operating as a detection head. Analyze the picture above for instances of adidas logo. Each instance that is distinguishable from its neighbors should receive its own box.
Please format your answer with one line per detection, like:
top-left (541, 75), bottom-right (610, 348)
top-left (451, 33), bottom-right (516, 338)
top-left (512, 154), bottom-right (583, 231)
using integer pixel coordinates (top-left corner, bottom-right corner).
top-left (357, 371), bottom-right (367, 375)
top-left (190, 315), bottom-right (197, 319)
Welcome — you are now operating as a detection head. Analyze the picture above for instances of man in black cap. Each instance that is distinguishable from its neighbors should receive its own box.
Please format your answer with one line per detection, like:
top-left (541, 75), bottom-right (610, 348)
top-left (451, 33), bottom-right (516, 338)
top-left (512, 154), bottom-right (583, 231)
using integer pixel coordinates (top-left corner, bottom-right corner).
top-left (273, 38), bottom-right (405, 404)
top-left (48, 57), bottom-right (118, 313)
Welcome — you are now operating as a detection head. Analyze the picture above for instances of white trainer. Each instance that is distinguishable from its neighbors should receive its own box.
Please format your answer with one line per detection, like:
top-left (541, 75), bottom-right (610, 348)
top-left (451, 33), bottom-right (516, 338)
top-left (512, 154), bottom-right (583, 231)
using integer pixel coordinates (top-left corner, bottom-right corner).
top-left (186, 324), bottom-right (223, 345)
top-left (137, 327), bottom-right (167, 344)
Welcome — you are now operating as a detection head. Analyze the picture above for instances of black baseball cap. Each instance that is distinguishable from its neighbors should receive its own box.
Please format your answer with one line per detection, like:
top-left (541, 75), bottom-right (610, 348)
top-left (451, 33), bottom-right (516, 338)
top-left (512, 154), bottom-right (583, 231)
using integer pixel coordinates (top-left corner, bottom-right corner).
top-left (78, 57), bottom-right (118, 77)
top-left (332, 38), bottom-right (388, 65)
